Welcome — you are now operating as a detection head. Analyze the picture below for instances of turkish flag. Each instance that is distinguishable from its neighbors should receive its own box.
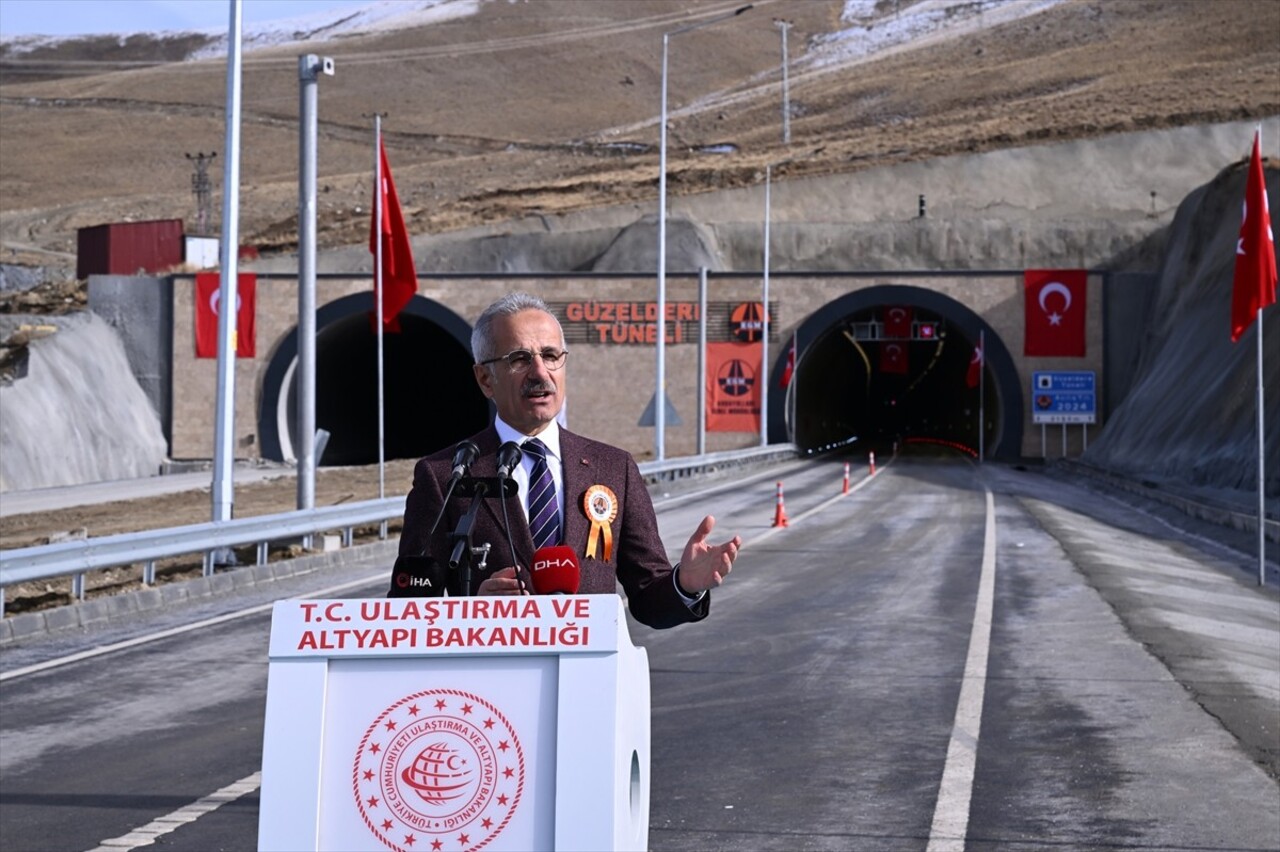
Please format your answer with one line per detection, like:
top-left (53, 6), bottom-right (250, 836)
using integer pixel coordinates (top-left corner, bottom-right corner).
top-left (1230, 130), bottom-right (1277, 342)
top-left (1024, 269), bottom-right (1086, 356)
top-left (779, 338), bottom-right (795, 388)
top-left (194, 272), bottom-right (255, 358)
top-left (966, 341), bottom-right (983, 389)
top-left (879, 342), bottom-right (909, 374)
top-left (369, 138), bottom-right (418, 331)
top-left (884, 306), bottom-right (912, 338)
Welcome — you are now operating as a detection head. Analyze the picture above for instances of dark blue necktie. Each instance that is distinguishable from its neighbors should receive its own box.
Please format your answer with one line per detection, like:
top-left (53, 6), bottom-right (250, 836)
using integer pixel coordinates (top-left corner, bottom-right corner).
top-left (523, 438), bottom-right (560, 550)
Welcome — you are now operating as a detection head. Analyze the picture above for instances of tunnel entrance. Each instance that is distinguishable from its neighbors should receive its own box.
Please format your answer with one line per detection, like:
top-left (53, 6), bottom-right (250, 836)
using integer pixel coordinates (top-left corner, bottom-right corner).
top-left (775, 285), bottom-right (1023, 459)
top-left (259, 293), bottom-right (490, 466)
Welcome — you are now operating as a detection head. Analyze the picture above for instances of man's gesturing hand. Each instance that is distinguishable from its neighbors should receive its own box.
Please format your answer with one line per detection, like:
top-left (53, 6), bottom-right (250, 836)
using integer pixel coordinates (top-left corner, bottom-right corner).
top-left (676, 515), bottom-right (741, 594)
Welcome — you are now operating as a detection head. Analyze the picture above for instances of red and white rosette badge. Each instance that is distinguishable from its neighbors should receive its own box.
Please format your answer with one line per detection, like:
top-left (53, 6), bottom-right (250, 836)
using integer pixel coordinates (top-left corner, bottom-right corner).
top-left (353, 688), bottom-right (525, 852)
top-left (582, 484), bottom-right (618, 561)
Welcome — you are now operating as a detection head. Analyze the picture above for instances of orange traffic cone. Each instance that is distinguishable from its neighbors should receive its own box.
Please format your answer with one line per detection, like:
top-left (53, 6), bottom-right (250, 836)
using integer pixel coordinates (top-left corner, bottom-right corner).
top-left (772, 481), bottom-right (790, 527)
top-left (869, 451), bottom-right (876, 476)
top-left (842, 462), bottom-right (850, 494)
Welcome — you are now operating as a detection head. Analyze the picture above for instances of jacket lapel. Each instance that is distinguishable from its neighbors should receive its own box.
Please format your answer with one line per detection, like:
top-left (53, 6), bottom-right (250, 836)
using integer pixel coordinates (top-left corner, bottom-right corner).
top-left (559, 430), bottom-right (592, 558)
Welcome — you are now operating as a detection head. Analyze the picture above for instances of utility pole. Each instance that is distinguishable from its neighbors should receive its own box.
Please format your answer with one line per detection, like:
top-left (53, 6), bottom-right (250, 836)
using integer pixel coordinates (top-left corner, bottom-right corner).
top-left (185, 151), bottom-right (217, 235)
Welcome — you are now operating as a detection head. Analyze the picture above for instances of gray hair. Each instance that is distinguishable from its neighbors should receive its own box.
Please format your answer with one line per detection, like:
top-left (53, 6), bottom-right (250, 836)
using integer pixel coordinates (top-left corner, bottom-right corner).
top-left (471, 292), bottom-right (564, 363)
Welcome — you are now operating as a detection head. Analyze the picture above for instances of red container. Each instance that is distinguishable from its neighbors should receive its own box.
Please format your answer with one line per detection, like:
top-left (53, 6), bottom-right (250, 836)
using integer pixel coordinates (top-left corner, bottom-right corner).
top-left (76, 219), bottom-right (185, 279)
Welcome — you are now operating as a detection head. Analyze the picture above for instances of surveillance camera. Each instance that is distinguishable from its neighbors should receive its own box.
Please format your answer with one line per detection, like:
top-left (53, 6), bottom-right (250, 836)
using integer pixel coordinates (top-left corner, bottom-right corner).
top-left (321, 57), bottom-right (335, 76)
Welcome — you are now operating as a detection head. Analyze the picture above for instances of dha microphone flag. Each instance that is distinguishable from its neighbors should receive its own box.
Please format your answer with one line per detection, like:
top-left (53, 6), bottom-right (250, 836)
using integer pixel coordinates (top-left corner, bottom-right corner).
top-left (531, 545), bottom-right (580, 594)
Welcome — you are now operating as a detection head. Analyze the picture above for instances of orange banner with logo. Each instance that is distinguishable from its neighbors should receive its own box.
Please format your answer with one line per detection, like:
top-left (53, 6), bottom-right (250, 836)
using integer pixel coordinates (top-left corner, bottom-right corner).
top-left (706, 342), bottom-right (761, 432)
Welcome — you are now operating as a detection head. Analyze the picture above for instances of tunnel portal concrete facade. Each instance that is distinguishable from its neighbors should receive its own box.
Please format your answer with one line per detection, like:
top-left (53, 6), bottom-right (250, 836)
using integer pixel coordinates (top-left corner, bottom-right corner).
top-left (167, 272), bottom-right (1104, 464)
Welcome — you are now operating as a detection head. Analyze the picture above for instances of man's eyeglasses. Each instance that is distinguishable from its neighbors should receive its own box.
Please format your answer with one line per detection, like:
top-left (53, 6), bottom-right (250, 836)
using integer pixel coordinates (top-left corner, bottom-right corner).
top-left (479, 347), bottom-right (569, 374)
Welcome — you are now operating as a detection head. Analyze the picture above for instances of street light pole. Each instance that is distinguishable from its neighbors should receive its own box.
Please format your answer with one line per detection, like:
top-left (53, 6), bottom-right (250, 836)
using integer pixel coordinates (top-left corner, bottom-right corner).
top-left (656, 4), bottom-right (752, 461)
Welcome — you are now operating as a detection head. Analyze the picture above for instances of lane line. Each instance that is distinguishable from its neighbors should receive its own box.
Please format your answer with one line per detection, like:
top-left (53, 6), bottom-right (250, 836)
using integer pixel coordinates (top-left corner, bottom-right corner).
top-left (0, 573), bottom-right (385, 682)
top-left (926, 486), bottom-right (996, 852)
top-left (86, 771), bottom-right (262, 852)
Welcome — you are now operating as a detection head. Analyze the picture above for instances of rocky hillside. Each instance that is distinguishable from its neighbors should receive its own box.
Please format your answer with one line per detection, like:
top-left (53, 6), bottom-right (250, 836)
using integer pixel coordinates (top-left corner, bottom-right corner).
top-left (1084, 160), bottom-right (1279, 496)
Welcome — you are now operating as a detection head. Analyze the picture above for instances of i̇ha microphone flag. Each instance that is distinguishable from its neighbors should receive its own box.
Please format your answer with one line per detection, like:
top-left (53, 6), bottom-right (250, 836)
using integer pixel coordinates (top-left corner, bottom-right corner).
top-left (369, 139), bottom-right (418, 331)
top-left (1231, 130), bottom-right (1277, 343)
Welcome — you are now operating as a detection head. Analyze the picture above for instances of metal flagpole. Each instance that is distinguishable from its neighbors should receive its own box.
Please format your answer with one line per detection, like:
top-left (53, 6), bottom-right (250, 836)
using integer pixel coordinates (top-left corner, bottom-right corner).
top-left (697, 267), bottom-right (707, 456)
top-left (374, 116), bottom-right (386, 503)
top-left (1256, 303), bottom-right (1265, 586)
top-left (211, 0), bottom-right (242, 531)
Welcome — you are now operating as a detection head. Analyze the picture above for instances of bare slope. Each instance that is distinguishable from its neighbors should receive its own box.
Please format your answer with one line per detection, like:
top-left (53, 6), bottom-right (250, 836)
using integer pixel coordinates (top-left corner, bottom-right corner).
top-left (1084, 161), bottom-right (1279, 496)
top-left (0, 0), bottom-right (1276, 269)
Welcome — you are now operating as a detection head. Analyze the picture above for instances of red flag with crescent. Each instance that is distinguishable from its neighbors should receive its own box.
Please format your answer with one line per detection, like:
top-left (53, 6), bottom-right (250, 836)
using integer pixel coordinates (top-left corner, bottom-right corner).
top-left (369, 138), bottom-right (418, 331)
top-left (879, 341), bottom-right (909, 374)
top-left (195, 272), bottom-right (256, 359)
top-left (884, 306), bottom-right (912, 338)
top-left (1024, 269), bottom-right (1086, 356)
top-left (779, 337), bottom-right (795, 388)
top-left (1230, 130), bottom-right (1277, 342)
top-left (966, 340), bottom-right (983, 389)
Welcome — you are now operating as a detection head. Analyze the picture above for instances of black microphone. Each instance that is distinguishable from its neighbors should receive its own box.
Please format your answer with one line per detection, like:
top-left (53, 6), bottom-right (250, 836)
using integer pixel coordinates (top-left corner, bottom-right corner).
top-left (447, 440), bottom-right (480, 486)
top-left (387, 554), bottom-right (448, 598)
top-left (429, 440), bottom-right (481, 537)
top-left (530, 545), bottom-right (581, 595)
top-left (496, 441), bottom-right (523, 480)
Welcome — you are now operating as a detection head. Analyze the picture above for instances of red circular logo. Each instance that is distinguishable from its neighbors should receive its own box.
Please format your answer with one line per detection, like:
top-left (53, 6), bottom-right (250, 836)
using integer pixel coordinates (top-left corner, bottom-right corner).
top-left (353, 689), bottom-right (525, 851)
top-left (729, 302), bottom-right (768, 342)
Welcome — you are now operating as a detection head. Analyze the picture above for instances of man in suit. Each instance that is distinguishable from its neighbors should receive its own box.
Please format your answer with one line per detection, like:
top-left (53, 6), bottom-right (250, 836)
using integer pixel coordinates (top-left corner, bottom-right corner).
top-left (397, 292), bottom-right (739, 629)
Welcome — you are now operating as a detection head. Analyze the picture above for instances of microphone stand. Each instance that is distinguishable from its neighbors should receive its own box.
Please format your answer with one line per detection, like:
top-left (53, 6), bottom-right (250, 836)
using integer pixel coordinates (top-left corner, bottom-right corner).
top-left (447, 476), bottom-right (516, 596)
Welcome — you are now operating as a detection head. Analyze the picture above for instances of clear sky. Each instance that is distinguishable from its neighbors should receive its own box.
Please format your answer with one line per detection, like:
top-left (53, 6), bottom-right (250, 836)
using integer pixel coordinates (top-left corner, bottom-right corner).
top-left (0, 0), bottom-right (367, 38)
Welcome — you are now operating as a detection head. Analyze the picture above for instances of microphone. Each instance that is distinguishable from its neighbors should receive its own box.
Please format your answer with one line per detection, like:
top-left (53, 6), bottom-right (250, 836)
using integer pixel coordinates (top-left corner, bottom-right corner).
top-left (496, 441), bottom-right (523, 480)
top-left (430, 439), bottom-right (481, 537)
top-left (447, 440), bottom-right (480, 486)
top-left (387, 554), bottom-right (448, 598)
top-left (530, 545), bottom-right (580, 595)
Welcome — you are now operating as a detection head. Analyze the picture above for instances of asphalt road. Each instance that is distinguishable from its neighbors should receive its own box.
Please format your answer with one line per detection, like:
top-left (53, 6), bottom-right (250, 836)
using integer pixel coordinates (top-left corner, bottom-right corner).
top-left (1, 455), bottom-right (1277, 851)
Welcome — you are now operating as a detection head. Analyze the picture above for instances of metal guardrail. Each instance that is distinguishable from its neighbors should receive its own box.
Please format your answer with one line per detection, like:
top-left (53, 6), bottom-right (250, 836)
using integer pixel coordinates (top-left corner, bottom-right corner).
top-left (0, 445), bottom-right (798, 616)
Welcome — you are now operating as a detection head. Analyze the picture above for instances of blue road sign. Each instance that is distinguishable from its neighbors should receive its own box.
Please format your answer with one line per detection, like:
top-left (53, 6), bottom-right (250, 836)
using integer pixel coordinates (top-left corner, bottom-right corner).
top-left (1031, 371), bottom-right (1096, 424)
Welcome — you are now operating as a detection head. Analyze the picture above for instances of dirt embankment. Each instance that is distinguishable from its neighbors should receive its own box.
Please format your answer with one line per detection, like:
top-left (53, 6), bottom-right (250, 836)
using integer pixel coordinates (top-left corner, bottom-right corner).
top-left (1, 0), bottom-right (1276, 275)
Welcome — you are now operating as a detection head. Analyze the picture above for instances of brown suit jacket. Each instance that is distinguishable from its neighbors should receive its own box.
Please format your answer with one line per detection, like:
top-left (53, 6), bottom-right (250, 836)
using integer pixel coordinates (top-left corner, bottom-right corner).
top-left (397, 426), bottom-right (709, 629)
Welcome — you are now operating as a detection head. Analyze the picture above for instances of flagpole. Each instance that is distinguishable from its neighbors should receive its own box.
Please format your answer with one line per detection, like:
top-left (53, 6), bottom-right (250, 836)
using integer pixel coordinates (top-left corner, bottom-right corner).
top-left (1257, 303), bottom-right (1265, 586)
top-left (1255, 124), bottom-right (1266, 587)
top-left (374, 116), bottom-right (386, 503)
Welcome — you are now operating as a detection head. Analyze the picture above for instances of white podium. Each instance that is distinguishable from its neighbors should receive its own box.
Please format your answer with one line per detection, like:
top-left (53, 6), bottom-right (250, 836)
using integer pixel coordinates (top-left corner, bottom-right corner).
top-left (258, 595), bottom-right (650, 852)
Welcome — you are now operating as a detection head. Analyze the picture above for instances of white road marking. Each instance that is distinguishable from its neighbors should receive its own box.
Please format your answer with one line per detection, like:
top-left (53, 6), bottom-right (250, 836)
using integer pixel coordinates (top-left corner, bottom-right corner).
top-left (85, 771), bottom-right (262, 852)
top-left (0, 573), bottom-right (385, 682)
top-left (926, 486), bottom-right (996, 852)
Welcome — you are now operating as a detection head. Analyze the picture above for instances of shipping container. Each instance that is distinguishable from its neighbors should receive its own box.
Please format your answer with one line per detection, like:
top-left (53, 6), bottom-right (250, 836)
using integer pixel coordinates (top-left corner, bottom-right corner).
top-left (76, 219), bottom-right (185, 280)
